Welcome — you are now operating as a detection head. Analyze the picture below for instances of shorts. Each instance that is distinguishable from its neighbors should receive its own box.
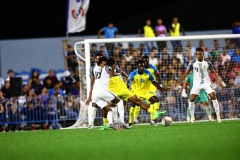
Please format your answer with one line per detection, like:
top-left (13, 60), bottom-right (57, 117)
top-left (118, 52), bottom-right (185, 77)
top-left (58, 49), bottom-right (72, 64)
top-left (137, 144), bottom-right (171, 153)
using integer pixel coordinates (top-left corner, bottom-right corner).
top-left (92, 90), bottom-right (116, 108)
top-left (190, 83), bottom-right (215, 95)
top-left (110, 87), bottom-right (135, 101)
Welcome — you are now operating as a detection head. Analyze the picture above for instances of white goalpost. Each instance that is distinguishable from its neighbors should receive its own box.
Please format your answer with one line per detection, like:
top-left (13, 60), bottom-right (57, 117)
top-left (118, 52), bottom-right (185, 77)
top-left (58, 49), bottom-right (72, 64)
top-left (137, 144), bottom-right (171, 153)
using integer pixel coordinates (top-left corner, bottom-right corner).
top-left (70, 34), bottom-right (240, 128)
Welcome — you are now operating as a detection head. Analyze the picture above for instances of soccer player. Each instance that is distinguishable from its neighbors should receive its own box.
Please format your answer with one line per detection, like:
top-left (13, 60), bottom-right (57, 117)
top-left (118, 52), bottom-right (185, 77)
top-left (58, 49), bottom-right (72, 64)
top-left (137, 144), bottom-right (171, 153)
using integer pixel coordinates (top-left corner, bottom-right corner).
top-left (86, 56), bottom-right (120, 130)
top-left (177, 48), bottom-right (223, 123)
top-left (181, 71), bottom-right (212, 122)
top-left (128, 60), bottom-right (168, 127)
top-left (107, 58), bottom-right (167, 128)
top-left (131, 55), bottom-right (163, 126)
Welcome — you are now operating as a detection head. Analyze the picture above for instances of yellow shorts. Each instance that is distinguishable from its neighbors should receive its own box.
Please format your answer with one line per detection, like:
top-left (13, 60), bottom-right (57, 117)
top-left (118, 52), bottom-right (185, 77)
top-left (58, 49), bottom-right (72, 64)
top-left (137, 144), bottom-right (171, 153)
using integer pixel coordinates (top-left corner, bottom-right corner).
top-left (111, 88), bottom-right (135, 101)
top-left (149, 84), bottom-right (157, 95)
top-left (134, 91), bottom-right (155, 101)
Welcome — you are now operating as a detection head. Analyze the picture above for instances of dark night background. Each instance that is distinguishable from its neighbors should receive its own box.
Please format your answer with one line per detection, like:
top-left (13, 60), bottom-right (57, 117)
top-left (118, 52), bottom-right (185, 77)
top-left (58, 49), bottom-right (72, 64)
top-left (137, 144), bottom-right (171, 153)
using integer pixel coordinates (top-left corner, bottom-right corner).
top-left (0, 0), bottom-right (239, 40)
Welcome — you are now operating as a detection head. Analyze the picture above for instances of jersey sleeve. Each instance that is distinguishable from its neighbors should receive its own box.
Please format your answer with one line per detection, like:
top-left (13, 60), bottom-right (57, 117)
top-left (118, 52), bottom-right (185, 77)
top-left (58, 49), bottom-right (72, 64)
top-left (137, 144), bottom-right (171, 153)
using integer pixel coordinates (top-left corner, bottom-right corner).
top-left (144, 69), bottom-right (154, 81)
top-left (129, 70), bottom-right (136, 86)
top-left (206, 59), bottom-right (214, 70)
top-left (149, 64), bottom-right (159, 75)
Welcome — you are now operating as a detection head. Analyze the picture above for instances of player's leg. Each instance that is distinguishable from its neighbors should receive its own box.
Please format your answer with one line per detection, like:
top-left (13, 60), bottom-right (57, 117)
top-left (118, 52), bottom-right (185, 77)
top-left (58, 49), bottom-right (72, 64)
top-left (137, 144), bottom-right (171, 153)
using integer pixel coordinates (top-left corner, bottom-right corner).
top-left (117, 99), bottom-right (130, 129)
top-left (189, 85), bottom-right (201, 123)
top-left (148, 96), bottom-right (160, 126)
top-left (99, 108), bottom-right (109, 130)
top-left (205, 85), bottom-right (221, 122)
top-left (199, 90), bottom-right (212, 121)
top-left (128, 95), bottom-right (166, 119)
top-left (133, 106), bottom-right (140, 123)
top-left (112, 106), bottom-right (118, 124)
top-left (88, 102), bottom-right (98, 129)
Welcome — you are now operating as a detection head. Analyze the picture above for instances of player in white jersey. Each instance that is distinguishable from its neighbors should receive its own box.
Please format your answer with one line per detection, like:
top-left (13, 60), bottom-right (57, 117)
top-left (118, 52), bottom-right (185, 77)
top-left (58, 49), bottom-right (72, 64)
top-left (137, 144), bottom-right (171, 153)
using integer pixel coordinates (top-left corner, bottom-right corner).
top-left (86, 56), bottom-right (120, 130)
top-left (177, 47), bottom-right (223, 123)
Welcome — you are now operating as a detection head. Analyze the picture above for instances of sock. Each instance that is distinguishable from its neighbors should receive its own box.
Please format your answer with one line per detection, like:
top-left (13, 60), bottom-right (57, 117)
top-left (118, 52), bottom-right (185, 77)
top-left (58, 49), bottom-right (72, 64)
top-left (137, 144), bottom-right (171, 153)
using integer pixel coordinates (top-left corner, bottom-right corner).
top-left (187, 107), bottom-right (190, 121)
top-left (103, 118), bottom-right (108, 126)
top-left (189, 101), bottom-right (195, 119)
top-left (150, 104), bottom-right (155, 120)
top-left (147, 106), bottom-right (155, 114)
top-left (89, 107), bottom-right (97, 125)
top-left (205, 105), bottom-right (212, 120)
top-left (212, 99), bottom-right (220, 119)
top-left (129, 106), bottom-right (135, 123)
top-left (112, 107), bottom-right (118, 123)
top-left (107, 111), bottom-right (113, 125)
top-left (134, 106), bottom-right (141, 120)
top-left (117, 99), bottom-right (125, 124)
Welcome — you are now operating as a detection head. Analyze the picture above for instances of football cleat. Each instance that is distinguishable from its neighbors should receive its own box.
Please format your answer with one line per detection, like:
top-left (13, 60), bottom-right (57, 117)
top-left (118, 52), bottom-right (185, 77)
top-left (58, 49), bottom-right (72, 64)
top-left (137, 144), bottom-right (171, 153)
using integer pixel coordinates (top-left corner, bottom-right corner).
top-left (154, 110), bottom-right (167, 119)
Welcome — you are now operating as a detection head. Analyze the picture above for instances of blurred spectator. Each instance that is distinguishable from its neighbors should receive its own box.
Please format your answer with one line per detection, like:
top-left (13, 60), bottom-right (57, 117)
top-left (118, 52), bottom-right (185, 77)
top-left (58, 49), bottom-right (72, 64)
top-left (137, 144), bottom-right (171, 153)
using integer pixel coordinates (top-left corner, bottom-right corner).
top-left (90, 43), bottom-right (100, 66)
top-left (112, 47), bottom-right (123, 65)
top-left (28, 70), bottom-right (42, 92)
top-left (98, 22), bottom-right (118, 54)
top-left (1, 79), bottom-right (11, 99)
top-left (100, 44), bottom-right (109, 58)
top-left (154, 18), bottom-right (167, 52)
top-left (231, 48), bottom-right (240, 65)
top-left (210, 39), bottom-right (222, 63)
top-left (6, 69), bottom-right (14, 80)
top-left (138, 19), bottom-right (157, 52)
top-left (43, 69), bottom-right (59, 90)
top-left (219, 47), bottom-right (231, 65)
top-left (138, 43), bottom-right (148, 56)
top-left (232, 19), bottom-right (240, 48)
top-left (65, 44), bottom-right (78, 72)
top-left (61, 70), bottom-right (76, 95)
top-left (185, 40), bottom-right (196, 57)
top-left (169, 17), bottom-right (185, 52)
top-left (149, 47), bottom-right (158, 66)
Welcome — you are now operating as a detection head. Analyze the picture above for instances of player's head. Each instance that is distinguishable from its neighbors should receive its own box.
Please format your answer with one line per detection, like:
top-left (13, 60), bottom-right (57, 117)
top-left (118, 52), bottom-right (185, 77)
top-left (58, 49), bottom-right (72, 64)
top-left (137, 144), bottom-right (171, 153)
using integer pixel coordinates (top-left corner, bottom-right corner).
top-left (196, 48), bottom-right (204, 61)
top-left (142, 55), bottom-right (149, 67)
top-left (107, 58), bottom-right (116, 68)
top-left (97, 56), bottom-right (108, 66)
top-left (137, 60), bottom-right (145, 74)
top-left (95, 53), bottom-right (102, 63)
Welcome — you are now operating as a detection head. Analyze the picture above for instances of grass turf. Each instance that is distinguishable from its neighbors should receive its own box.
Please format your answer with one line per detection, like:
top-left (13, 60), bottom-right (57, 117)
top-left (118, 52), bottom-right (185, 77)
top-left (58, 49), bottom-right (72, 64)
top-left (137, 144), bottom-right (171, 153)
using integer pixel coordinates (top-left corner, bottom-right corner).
top-left (1, 120), bottom-right (240, 160)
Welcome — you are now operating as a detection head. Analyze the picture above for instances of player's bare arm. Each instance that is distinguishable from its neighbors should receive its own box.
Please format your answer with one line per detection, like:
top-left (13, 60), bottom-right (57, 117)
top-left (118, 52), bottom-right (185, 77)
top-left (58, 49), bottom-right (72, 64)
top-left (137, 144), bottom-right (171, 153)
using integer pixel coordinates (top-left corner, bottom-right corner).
top-left (86, 77), bottom-right (95, 105)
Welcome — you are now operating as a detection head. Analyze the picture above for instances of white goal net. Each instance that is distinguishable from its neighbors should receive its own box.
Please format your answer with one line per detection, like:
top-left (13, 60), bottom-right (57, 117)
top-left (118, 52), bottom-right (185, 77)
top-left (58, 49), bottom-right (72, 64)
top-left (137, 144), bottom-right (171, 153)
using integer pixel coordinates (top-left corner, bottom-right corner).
top-left (73, 34), bottom-right (240, 127)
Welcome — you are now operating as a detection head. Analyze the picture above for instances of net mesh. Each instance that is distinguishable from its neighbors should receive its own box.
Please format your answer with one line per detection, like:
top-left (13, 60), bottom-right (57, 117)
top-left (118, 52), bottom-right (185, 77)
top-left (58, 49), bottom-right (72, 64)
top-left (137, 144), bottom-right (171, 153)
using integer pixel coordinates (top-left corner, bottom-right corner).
top-left (73, 34), bottom-right (240, 126)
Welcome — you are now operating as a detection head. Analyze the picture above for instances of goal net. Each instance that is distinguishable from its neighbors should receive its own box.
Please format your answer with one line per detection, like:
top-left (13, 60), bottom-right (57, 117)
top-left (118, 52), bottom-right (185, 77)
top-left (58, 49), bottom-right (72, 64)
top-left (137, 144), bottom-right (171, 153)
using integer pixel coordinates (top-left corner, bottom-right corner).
top-left (74, 34), bottom-right (240, 127)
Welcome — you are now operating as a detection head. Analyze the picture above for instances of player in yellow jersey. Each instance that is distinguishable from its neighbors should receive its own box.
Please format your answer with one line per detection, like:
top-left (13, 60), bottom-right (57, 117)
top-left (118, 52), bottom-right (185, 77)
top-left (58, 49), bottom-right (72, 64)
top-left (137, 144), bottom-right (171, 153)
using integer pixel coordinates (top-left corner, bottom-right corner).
top-left (107, 58), bottom-right (167, 128)
top-left (130, 55), bottom-right (163, 126)
top-left (128, 60), bottom-right (168, 127)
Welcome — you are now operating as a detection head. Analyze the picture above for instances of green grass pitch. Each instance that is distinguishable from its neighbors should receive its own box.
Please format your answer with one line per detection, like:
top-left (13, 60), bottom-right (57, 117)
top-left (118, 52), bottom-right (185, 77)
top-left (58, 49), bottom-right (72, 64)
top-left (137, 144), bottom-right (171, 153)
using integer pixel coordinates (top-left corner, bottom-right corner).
top-left (1, 120), bottom-right (240, 160)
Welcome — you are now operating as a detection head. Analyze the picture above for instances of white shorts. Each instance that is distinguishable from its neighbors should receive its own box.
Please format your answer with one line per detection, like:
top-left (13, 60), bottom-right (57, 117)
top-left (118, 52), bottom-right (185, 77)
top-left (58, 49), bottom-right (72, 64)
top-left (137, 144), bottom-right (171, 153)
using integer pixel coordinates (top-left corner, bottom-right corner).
top-left (190, 83), bottom-right (215, 95)
top-left (92, 90), bottom-right (116, 108)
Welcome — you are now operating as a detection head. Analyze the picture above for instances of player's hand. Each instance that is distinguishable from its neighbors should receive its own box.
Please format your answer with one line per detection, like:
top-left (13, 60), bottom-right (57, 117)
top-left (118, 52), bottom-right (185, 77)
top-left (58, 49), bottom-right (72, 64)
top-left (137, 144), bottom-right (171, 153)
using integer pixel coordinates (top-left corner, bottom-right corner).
top-left (86, 98), bottom-right (92, 106)
top-left (217, 80), bottom-right (223, 88)
top-left (181, 89), bottom-right (188, 98)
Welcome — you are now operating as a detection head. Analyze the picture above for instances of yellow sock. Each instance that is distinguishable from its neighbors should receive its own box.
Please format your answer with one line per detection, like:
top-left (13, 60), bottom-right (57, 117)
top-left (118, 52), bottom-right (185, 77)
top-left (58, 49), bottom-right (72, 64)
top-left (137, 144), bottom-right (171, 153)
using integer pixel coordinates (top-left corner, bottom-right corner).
top-left (103, 118), bottom-right (108, 126)
top-left (134, 106), bottom-right (141, 119)
top-left (147, 107), bottom-right (155, 114)
top-left (154, 102), bottom-right (160, 110)
top-left (129, 106), bottom-right (135, 123)
top-left (150, 104), bottom-right (155, 120)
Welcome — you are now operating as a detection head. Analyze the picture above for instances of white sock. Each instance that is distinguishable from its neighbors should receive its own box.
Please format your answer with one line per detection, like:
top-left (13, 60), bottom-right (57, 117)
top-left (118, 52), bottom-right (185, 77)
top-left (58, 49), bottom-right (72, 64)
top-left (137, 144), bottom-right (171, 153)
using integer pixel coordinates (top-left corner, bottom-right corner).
top-left (112, 107), bottom-right (118, 123)
top-left (89, 107), bottom-right (97, 125)
top-left (107, 111), bottom-right (113, 125)
top-left (189, 101), bottom-right (195, 119)
top-left (212, 99), bottom-right (220, 119)
top-left (117, 99), bottom-right (125, 124)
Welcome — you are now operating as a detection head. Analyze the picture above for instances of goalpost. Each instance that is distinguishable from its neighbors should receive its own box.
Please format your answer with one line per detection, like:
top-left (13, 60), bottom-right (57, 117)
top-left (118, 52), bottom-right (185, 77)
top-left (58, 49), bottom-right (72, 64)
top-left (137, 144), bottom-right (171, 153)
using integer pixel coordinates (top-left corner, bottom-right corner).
top-left (72, 34), bottom-right (240, 127)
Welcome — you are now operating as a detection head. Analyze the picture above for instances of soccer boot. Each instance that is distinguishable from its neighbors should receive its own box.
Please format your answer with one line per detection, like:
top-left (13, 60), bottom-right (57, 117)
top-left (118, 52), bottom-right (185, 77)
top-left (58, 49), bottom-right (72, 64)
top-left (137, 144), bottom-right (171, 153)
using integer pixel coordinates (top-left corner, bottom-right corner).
top-left (88, 124), bottom-right (94, 129)
top-left (98, 125), bottom-right (108, 130)
top-left (150, 120), bottom-right (158, 126)
top-left (109, 124), bottom-right (121, 130)
top-left (120, 123), bottom-right (131, 129)
top-left (190, 117), bottom-right (195, 124)
top-left (154, 110), bottom-right (167, 119)
top-left (133, 118), bottom-right (139, 124)
top-left (217, 118), bottom-right (222, 123)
